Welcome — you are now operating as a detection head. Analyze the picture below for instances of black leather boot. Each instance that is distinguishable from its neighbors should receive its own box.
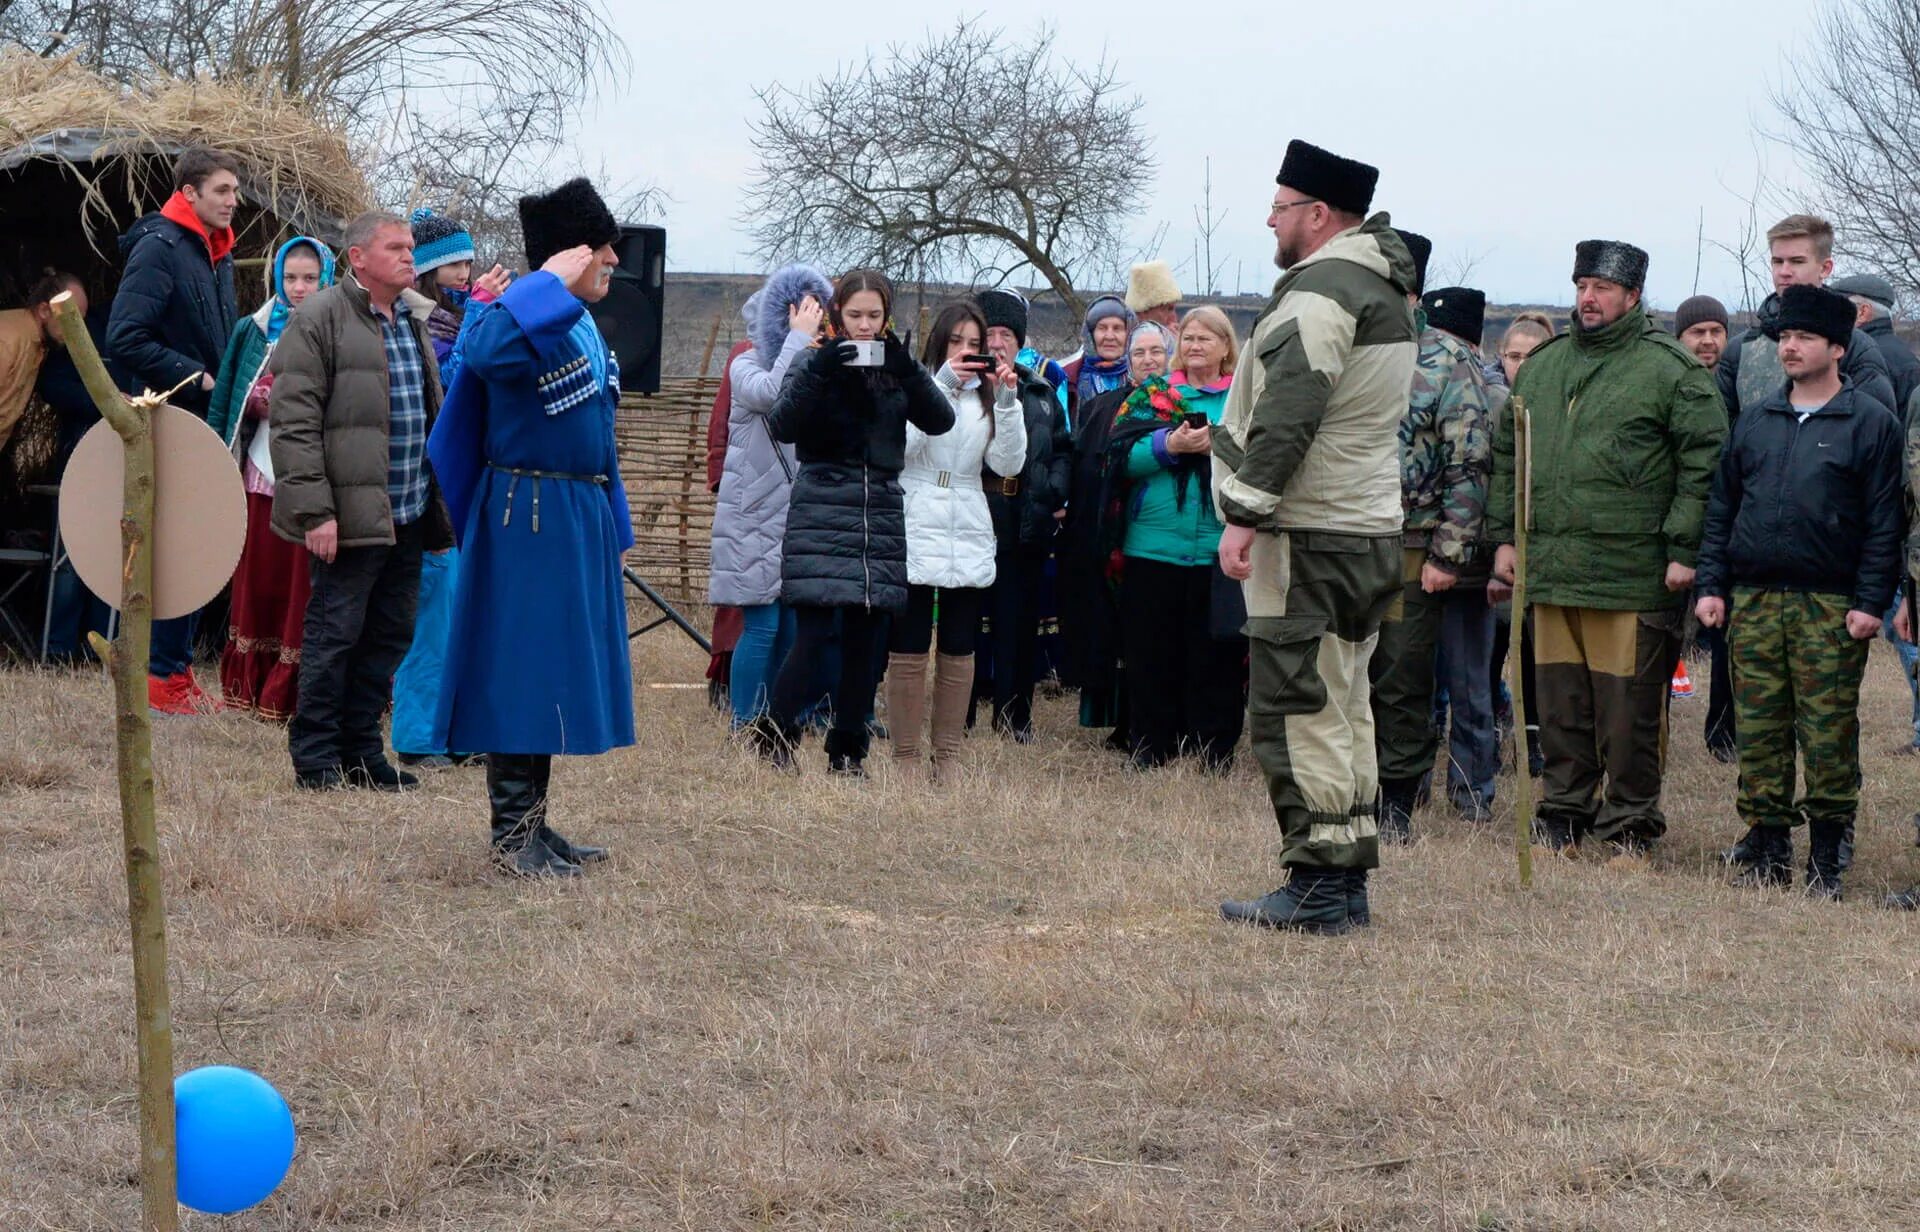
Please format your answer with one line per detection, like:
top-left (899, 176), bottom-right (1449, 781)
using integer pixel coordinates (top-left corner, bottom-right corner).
top-left (1379, 777), bottom-right (1419, 845)
top-left (528, 754), bottom-right (607, 865)
top-left (824, 726), bottom-right (870, 778)
top-left (1532, 809), bottom-right (1577, 852)
top-left (1806, 819), bottom-right (1848, 901)
top-left (1722, 823), bottom-right (1766, 868)
top-left (487, 754), bottom-right (580, 879)
top-left (1220, 868), bottom-right (1354, 935)
top-left (1730, 825), bottom-right (1791, 887)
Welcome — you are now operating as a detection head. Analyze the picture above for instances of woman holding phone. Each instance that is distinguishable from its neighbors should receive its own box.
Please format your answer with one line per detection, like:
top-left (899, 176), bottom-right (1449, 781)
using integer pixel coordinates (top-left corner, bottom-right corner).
top-left (886, 302), bottom-right (1027, 777)
top-left (1105, 306), bottom-right (1247, 770)
top-left (756, 269), bottom-right (955, 776)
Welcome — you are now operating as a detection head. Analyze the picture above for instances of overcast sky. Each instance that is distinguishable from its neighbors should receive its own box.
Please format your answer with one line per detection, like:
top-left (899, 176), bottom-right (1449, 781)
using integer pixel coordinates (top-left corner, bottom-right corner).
top-left (579, 0), bottom-right (1825, 311)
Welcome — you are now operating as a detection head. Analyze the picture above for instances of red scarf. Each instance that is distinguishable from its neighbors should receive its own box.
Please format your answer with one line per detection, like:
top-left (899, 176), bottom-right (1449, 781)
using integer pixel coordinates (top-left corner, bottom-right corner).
top-left (160, 191), bottom-right (236, 265)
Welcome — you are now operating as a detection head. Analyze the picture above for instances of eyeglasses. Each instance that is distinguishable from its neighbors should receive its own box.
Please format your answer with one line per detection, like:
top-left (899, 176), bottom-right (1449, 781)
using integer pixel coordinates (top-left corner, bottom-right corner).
top-left (1269, 198), bottom-right (1319, 216)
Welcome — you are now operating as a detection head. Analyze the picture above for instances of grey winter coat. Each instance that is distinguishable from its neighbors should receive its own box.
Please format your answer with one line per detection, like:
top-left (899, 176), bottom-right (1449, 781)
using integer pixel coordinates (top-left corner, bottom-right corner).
top-left (709, 265), bottom-right (834, 606)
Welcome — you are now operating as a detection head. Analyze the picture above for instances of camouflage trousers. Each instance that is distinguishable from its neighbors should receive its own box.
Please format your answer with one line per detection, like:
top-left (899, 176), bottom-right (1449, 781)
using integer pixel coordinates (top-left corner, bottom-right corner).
top-left (1728, 588), bottom-right (1869, 828)
top-left (1243, 530), bottom-right (1401, 871)
top-left (1533, 604), bottom-right (1683, 842)
top-left (1369, 548), bottom-right (1443, 783)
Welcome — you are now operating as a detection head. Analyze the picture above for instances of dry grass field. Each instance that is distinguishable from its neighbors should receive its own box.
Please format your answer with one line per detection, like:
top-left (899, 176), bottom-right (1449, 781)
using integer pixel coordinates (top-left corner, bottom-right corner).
top-left (7, 624), bottom-right (1920, 1230)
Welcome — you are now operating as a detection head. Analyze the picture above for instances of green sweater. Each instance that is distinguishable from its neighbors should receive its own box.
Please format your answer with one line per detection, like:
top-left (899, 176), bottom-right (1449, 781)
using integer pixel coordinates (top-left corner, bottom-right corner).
top-left (1487, 305), bottom-right (1727, 611)
top-left (204, 311), bottom-right (270, 449)
top-left (1122, 380), bottom-right (1228, 566)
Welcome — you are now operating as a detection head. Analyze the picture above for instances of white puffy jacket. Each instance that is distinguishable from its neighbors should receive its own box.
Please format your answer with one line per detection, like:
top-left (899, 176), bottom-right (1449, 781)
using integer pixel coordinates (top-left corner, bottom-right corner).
top-left (902, 368), bottom-right (1028, 589)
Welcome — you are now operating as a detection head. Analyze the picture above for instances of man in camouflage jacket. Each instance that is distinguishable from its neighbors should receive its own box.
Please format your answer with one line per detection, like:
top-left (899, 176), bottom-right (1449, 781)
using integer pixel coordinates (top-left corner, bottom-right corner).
top-left (1371, 276), bottom-right (1499, 838)
top-left (1489, 240), bottom-right (1727, 856)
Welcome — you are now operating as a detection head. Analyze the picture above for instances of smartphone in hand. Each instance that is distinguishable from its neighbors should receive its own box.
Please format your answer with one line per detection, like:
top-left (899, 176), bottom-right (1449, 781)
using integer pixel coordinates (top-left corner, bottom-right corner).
top-left (1182, 411), bottom-right (1210, 430)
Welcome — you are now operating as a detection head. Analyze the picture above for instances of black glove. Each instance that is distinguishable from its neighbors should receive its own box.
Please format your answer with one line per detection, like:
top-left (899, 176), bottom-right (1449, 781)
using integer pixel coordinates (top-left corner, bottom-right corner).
top-left (816, 340), bottom-right (859, 371)
top-left (882, 331), bottom-right (917, 377)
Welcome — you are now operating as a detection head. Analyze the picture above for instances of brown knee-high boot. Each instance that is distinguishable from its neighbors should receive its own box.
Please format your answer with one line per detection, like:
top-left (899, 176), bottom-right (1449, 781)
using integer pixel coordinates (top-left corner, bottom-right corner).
top-left (931, 652), bottom-right (976, 774)
top-left (887, 651), bottom-right (929, 764)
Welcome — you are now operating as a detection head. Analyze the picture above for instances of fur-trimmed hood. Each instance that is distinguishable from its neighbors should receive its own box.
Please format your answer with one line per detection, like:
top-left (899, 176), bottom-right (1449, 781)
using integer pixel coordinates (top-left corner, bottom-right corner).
top-left (752, 264), bottom-right (834, 365)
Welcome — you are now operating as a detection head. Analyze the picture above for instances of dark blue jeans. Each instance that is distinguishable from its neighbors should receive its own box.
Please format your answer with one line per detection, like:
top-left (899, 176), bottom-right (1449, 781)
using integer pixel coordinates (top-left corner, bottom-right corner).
top-left (1436, 588), bottom-right (1498, 808)
top-left (150, 612), bottom-right (197, 677)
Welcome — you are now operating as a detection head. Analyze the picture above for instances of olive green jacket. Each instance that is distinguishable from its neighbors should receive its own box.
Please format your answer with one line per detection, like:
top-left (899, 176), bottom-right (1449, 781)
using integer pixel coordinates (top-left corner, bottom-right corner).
top-left (1487, 305), bottom-right (1727, 611)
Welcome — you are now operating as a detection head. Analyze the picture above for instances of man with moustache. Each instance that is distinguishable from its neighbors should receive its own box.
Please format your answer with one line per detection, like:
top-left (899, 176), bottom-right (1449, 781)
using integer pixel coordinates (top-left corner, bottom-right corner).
top-left (1488, 241), bottom-right (1725, 858)
top-left (1212, 140), bottom-right (1419, 934)
top-left (1696, 284), bottom-right (1902, 901)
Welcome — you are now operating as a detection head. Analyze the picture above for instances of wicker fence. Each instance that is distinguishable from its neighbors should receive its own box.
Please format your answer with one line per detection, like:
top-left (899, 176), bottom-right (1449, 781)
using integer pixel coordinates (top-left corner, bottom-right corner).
top-left (616, 380), bottom-right (719, 607)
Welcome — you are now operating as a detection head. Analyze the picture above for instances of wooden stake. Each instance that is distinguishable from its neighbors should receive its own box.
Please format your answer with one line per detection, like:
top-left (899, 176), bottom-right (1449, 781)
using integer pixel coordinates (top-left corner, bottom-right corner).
top-left (53, 291), bottom-right (178, 1232)
top-left (1510, 398), bottom-right (1535, 890)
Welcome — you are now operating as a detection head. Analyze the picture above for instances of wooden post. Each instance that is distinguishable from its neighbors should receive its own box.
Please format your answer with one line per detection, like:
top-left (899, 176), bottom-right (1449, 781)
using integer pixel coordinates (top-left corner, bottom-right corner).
top-left (1510, 398), bottom-right (1535, 890)
top-left (54, 291), bottom-right (178, 1232)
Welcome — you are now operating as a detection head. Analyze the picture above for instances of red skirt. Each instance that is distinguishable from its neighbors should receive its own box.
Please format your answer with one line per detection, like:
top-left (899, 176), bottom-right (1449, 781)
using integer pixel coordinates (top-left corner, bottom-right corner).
top-left (219, 491), bottom-right (312, 721)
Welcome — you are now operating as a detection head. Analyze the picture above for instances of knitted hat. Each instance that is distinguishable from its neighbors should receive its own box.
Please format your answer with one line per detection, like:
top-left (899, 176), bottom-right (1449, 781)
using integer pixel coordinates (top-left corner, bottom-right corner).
top-left (1829, 273), bottom-right (1897, 312)
top-left (1572, 239), bottom-right (1649, 291)
top-left (1672, 295), bottom-right (1729, 336)
top-left (1275, 140), bottom-right (1378, 216)
top-left (1125, 260), bottom-right (1181, 312)
top-left (1395, 230), bottom-right (1432, 298)
top-left (976, 288), bottom-right (1030, 345)
top-left (518, 177), bottom-right (621, 271)
top-left (1421, 286), bottom-right (1487, 348)
top-left (1767, 283), bottom-right (1855, 347)
top-left (1084, 294), bottom-right (1134, 331)
top-left (409, 207), bottom-right (475, 277)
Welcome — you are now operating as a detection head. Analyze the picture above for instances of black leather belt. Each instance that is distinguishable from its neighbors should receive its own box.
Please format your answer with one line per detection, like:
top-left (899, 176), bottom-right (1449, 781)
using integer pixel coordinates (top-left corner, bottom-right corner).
top-left (491, 464), bottom-right (608, 532)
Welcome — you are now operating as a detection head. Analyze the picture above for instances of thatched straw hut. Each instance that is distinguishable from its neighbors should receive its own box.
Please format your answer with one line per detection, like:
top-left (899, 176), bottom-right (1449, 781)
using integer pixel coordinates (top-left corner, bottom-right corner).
top-left (0, 49), bottom-right (371, 307)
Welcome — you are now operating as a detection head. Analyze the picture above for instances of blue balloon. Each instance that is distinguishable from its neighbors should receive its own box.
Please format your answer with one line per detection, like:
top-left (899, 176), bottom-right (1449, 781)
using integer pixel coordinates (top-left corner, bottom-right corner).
top-left (173, 1065), bottom-right (295, 1215)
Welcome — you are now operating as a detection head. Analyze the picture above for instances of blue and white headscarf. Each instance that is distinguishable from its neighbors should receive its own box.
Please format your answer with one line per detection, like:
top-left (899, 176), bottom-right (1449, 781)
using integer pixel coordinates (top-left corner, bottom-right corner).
top-left (265, 236), bottom-right (336, 343)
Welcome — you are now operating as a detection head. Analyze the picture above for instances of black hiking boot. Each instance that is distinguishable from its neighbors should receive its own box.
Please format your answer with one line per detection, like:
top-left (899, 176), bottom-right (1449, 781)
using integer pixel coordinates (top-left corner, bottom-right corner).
top-left (1806, 819), bottom-right (1849, 901)
top-left (344, 756), bottom-right (420, 793)
top-left (744, 714), bottom-right (800, 771)
top-left (1343, 869), bottom-right (1372, 928)
top-left (1379, 777), bottom-right (1420, 846)
top-left (1532, 811), bottom-right (1577, 852)
top-left (1730, 825), bottom-right (1791, 888)
top-left (1220, 868), bottom-right (1354, 935)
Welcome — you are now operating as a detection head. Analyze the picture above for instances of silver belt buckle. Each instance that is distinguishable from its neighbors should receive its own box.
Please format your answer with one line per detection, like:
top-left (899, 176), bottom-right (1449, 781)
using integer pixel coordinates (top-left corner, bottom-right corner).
top-left (936, 471), bottom-right (952, 488)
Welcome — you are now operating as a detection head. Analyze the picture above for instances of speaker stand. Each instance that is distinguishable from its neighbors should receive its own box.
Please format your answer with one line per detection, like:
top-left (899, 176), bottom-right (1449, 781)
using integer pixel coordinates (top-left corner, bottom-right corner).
top-left (624, 566), bottom-right (711, 653)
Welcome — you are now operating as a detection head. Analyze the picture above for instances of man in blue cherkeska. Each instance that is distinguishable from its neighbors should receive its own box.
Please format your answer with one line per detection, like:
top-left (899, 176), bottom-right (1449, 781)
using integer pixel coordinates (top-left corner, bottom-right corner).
top-left (427, 178), bottom-right (635, 878)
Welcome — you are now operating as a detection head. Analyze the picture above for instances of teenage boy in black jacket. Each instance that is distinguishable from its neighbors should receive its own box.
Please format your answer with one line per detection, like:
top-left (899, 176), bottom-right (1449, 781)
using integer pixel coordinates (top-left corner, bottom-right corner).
top-left (1696, 283), bottom-right (1904, 901)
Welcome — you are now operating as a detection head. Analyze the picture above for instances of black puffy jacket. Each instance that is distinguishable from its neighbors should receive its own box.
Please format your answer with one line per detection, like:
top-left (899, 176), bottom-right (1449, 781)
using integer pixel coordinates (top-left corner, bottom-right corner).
top-left (769, 341), bottom-right (955, 611)
top-left (106, 212), bottom-right (238, 416)
top-left (1716, 292), bottom-right (1896, 428)
top-left (1696, 379), bottom-right (1904, 613)
top-left (985, 365), bottom-right (1073, 548)
top-left (1860, 314), bottom-right (1920, 423)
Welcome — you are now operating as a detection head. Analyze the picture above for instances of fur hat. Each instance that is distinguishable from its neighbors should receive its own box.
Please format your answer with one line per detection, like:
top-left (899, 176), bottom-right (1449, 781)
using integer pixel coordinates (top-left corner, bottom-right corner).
top-left (1672, 295), bottom-right (1729, 336)
top-left (1829, 273), bottom-right (1897, 313)
top-left (1767, 283), bottom-right (1855, 348)
top-left (1125, 260), bottom-right (1181, 312)
top-left (1395, 230), bottom-right (1432, 298)
top-left (1422, 286), bottom-right (1487, 348)
top-left (1275, 140), bottom-right (1379, 216)
top-left (409, 207), bottom-right (475, 277)
top-left (750, 264), bottom-right (834, 364)
top-left (518, 177), bottom-right (620, 271)
top-left (976, 288), bottom-right (1030, 345)
top-left (1572, 239), bottom-right (1649, 291)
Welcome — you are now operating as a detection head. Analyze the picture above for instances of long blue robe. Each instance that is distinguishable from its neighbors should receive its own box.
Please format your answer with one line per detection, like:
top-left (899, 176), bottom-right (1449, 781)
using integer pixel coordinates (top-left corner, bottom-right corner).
top-left (426, 272), bottom-right (635, 755)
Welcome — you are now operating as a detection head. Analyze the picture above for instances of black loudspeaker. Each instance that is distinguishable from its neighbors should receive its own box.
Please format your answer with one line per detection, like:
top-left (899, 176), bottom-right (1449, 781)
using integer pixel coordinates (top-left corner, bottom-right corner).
top-left (588, 224), bottom-right (665, 394)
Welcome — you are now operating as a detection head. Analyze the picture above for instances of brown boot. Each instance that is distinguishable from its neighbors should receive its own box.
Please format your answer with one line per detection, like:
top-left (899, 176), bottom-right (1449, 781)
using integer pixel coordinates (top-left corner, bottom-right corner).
top-left (931, 652), bottom-right (975, 778)
top-left (886, 651), bottom-right (928, 767)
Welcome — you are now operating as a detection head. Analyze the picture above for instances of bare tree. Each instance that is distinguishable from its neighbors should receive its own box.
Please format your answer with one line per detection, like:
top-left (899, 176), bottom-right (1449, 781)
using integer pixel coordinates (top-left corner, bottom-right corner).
top-left (1190, 156), bottom-right (1228, 297)
top-left (1428, 246), bottom-right (1487, 292)
top-left (1705, 163), bottom-right (1773, 313)
top-left (744, 17), bottom-right (1154, 317)
top-left (1, 0), bottom-right (633, 259)
top-left (1771, 0), bottom-right (1920, 298)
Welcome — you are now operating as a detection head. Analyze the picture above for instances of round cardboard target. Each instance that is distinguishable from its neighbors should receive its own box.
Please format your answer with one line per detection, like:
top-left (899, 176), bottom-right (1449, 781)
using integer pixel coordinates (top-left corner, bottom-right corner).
top-left (59, 406), bottom-right (247, 620)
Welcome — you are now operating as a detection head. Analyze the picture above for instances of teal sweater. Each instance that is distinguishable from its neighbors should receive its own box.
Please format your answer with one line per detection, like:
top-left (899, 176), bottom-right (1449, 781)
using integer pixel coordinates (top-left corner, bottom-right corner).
top-left (1122, 379), bottom-right (1229, 566)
